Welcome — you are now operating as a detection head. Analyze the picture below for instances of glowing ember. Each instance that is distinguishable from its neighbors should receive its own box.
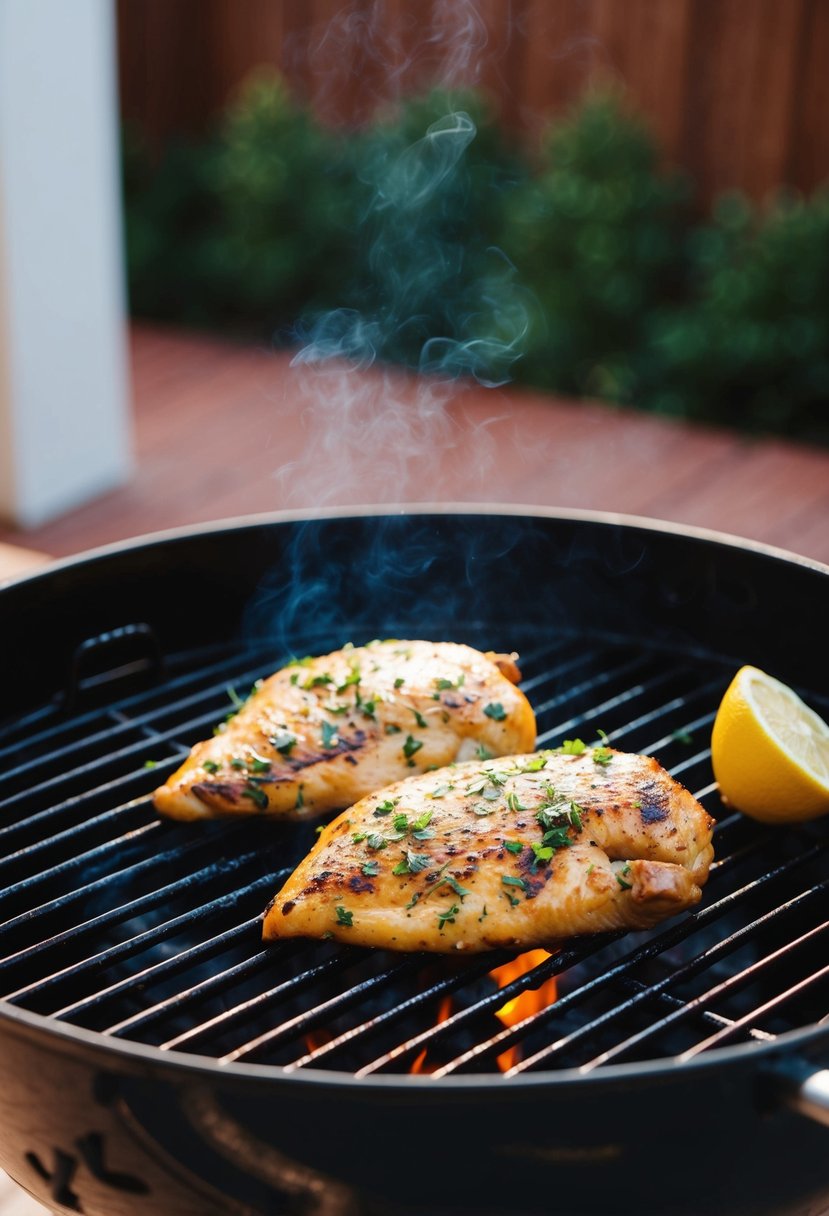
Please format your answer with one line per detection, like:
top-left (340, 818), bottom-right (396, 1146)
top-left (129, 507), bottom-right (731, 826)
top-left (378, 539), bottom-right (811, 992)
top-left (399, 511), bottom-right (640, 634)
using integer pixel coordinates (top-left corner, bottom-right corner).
top-left (489, 949), bottom-right (557, 1071)
top-left (409, 995), bottom-right (454, 1074)
top-left (303, 1027), bottom-right (334, 1054)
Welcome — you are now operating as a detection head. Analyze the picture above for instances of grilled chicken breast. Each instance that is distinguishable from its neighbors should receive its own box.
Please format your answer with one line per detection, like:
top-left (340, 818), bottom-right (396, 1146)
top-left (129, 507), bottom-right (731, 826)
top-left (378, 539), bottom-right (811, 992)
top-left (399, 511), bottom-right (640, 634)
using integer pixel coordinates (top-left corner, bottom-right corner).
top-left (153, 640), bottom-right (535, 822)
top-left (262, 748), bottom-right (715, 952)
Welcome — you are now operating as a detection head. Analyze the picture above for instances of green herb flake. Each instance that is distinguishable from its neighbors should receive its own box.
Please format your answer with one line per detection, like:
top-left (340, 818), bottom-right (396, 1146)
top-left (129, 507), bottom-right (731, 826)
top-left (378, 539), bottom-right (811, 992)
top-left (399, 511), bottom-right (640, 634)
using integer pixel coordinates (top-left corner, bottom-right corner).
top-left (269, 729), bottom-right (296, 754)
top-left (362, 861), bottom-right (380, 877)
top-left (295, 785), bottom-right (305, 810)
top-left (335, 906), bottom-right (354, 927)
top-left (502, 875), bottom-right (529, 894)
top-left (304, 672), bottom-right (334, 690)
top-left (374, 799), bottom-right (399, 817)
top-left (472, 803), bottom-right (495, 817)
top-left (504, 840), bottom-right (524, 855)
top-left (559, 738), bottom-right (587, 755)
top-left (592, 747), bottom-right (614, 766)
top-left (437, 903), bottom-right (461, 928)
top-left (247, 751), bottom-right (272, 773)
top-left (405, 891), bottom-right (421, 910)
top-left (230, 757), bottom-right (246, 770)
top-left (394, 677), bottom-right (405, 689)
top-left (320, 721), bottom-right (339, 749)
top-left (393, 850), bottom-right (431, 875)
top-left (352, 831), bottom-right (367, 843)
top-left (484, 702), bottom-right (507, 721)
top-left (411, 709), bottom-right (428, 729)
top-left (366, 832), bottom-right (388, 850)
top-left (672, 728), bottom-right (694, 745)
top-left (478, 905), bottom-right (489, 922)
top-left (385, 723), bottom-right (402, 735)
top-left (616, 863), bottom-right (633, 891)
top-left (242, 782), bottom-right (269, 810)
top-left (143, 759), bottom-right (157, 770)
top-left (475, 743), bottom-right (494, 760)
top-left (506, 791), bottom-right (527, 813)
top-left (402, 734), bottom-right (423, 761)
top-left (202, 759), bottom-right (219, 774)
top-left (530, 843), bottom-right (554, 871)
top-left (429, 783), bottom-right (452, 799)
top-left (336, 665), bottom-right (361, 693)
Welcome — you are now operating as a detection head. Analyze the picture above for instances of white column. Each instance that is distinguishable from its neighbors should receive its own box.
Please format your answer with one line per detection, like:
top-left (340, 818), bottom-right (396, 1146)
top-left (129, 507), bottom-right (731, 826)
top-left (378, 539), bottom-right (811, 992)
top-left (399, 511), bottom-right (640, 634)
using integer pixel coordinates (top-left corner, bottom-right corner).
top-left (0, 0), bottom-right (132, 528)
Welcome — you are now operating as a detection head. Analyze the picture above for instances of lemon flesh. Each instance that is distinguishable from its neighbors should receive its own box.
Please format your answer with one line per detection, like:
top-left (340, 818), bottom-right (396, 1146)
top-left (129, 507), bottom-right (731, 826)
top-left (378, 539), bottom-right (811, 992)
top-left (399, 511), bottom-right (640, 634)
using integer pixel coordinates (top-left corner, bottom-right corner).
top-left (711, 665), bottom-right (829, 823)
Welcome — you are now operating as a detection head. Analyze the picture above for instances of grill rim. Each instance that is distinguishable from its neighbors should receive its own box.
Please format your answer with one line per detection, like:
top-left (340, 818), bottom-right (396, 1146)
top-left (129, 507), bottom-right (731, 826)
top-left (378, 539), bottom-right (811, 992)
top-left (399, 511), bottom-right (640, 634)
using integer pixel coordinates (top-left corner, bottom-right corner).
top-left (2, 503), bottom-right (828, 1093)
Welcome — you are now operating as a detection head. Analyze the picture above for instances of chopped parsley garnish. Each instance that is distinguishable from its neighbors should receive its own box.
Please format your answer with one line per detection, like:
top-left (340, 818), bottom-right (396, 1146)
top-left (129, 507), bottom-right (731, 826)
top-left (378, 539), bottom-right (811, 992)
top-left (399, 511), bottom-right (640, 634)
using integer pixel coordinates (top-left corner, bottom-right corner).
top-left (435, 674), bottom-right (465, 691)
top-left (366, 833), bottom-right (389, 850)
top-left (558, 738), bottom-right (587, 755)
top-left (143, 759), bottom-right (157, 769)
top-left (362, 861), bottom-right (379, 877)
top-left (484, 702), bottom-right (507, 721)
top-left (502, 876), bottom-right (530, 896)
top-left (202, 759), bottom-right (219, 774)
top-left (472, 803), bottom-right (496, 816)
top-left (592, 747), bottom-right (613, 766)
top-left (405, 891), bottom-right (421, 909)
top-left (242, 782), bottom-right (269, 810)
top-left (517, 753), bottom-right (550, 772)
top-left (402, 734), bottom-right (423, 761)
top-left (304, 672), bottom-right (334, 690)
top-left (295, 785), bottom-right (305, 809)
top-left (478, 905), bottom-right (489, 922)
top-left (336, 665), bottom-right (361, 693)
top-left (230, 757), bottom-right (246, 769)
top-left (320, 721), bottom-right (339, 749)
top-left (247, 751), bottom-right (272, 773)
top-left (226, 684), bottom-right (246, 710)
top-left (352, 832), bottom-right (367, 843)
top-left (411, 709), bottom-right (428, 729)
top-left (392, 812), bottom-right (409, 833)
top-left (504, 840), bottom-right (524, 855)
top-left (269, 729), bottom-right (296, 754)
top-left (475, 743), bottom-right (494, 760)
top-left (373, 799), bottom-right (398, 816)
top-left (672, 728), bottom-right (694, 745)
top-left (392, 850), bottom-right (431, 875)
top-left (530, 842), bottom-right (554, 870)
top-left (335, 906), bottom-right (354, 927)
top-left (394, 677), bottom-right (405, 689)
top-left (436, 903), bottom-right (460, 928)
top-left (540, 826), bottom-right (573, 851)
top-left (429, 783), bottom-right (452, 799)
top-left (437, 875), bottom-right (471, 900)
top-left (385, 723), bottom-right (402, 734)
top-left (616, 871), bottom-right (633, 890)
top-left (506, 791), bottom-right (527, 813)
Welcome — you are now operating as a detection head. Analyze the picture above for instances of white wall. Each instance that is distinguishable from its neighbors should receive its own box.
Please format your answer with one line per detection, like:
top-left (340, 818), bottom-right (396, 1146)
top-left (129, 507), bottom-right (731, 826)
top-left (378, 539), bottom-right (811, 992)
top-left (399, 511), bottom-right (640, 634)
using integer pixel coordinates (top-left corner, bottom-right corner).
top-left (0, 0), bottom-right (132, 528)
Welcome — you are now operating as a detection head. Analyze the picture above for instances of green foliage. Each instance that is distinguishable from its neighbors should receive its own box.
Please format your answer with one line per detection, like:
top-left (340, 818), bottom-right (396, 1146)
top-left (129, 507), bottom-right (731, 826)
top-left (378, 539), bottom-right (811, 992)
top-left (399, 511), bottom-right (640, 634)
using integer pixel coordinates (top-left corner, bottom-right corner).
top-left (122, 77), bottom-right (829, 443)
top-left (503, 91), bottom-right (690, 401)
top-left (643, 191), bottom-right (829, 442)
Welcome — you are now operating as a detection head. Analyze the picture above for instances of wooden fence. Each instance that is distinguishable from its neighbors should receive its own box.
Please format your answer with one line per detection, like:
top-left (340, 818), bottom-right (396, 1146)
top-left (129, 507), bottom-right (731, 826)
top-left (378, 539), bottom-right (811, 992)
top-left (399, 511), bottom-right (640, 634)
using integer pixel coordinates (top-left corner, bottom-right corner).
top-left (117, 0), bottom-right (829, 205)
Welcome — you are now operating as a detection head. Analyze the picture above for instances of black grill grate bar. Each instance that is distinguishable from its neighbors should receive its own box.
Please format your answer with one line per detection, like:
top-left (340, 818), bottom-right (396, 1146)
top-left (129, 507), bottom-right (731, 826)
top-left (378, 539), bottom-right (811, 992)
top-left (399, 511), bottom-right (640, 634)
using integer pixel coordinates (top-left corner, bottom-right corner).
top-left (164, 948), bottom-right (369, 1054)
top-left (0, 799), bottom-right (158, 883)
top-left (679, 957), bottom-right (829, 1061)
top-left (516, 650), bottom-right (614, 697)
top-left (0, 822), bottom-right (249, 966)
top-left (438, 842), bottom-right (824, 1077)
top-left (584, 678), bottom-right (723, 749)
top-left (580, 901), bottom-right (829, 1072)
top-left (0, 647), bottom-right (272, 765)
top-left (530, 653), bottom-right (658, 719)
top-left (107, 938), bottom-right (282, 1039)
top-left (54, 914), bottom-right (265, 1024)
top-left (221, 956), bottom-right (435, 1066)
top-left (283, 955), bottom-right (504, 1072)
top-left (620, 978), bottom-right (775, 1042)
top-left (355, 938), bottom-right (621, 1078)
top-left (0, 703), bottom-right (225, 817)
top-left (536, 666), bottom-right (687, 747)
top-left (3, 852), bottom-right (269, 1006)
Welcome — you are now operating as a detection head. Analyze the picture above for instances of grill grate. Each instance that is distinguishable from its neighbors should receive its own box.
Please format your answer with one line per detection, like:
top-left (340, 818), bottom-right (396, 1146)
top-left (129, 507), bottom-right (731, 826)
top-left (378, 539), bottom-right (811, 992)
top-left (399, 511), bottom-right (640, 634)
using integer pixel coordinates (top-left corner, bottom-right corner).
top-left (1, 628), bottom-right (827, 1077)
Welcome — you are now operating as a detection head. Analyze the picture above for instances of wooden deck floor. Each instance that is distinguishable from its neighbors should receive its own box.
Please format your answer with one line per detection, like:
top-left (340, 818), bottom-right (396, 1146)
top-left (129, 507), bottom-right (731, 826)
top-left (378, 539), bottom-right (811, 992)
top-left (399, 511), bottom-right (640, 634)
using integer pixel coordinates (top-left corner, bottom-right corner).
top-left (2, 321), bottom-right (828, 567)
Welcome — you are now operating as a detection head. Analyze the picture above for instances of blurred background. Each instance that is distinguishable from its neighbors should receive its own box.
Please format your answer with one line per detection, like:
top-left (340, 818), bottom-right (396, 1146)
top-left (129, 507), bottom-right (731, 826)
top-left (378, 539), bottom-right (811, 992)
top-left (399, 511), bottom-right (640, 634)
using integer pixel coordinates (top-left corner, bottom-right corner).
top-left (0, 0), bottom-right (828, 578)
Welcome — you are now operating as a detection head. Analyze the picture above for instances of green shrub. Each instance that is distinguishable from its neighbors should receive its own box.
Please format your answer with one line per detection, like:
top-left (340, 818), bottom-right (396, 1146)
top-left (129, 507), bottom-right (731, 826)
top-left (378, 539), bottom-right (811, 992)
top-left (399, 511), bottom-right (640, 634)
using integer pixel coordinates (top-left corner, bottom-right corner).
top-left (502, 91), bottom-right (690, 401)
top-left (643, 190), bottom-right (829, 442)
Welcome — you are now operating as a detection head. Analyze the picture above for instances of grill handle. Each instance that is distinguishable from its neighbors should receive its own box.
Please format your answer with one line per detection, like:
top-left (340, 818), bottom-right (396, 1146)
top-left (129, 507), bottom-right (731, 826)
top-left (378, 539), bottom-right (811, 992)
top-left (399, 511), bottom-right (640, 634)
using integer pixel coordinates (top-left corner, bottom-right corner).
top-left (64, 623), bottom-right (164, 713)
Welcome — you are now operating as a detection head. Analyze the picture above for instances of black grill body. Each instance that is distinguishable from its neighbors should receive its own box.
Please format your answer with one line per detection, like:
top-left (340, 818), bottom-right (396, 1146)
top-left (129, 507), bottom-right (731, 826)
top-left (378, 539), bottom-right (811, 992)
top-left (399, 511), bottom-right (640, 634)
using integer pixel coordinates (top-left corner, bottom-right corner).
top-left (0, 508), bottom-right (827, 1216)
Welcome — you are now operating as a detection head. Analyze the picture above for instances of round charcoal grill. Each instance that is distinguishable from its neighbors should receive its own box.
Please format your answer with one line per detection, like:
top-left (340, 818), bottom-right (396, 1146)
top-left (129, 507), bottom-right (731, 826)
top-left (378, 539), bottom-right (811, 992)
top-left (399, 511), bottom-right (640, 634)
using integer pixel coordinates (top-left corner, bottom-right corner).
top-left (1, 507), bottom-right (828, 1216)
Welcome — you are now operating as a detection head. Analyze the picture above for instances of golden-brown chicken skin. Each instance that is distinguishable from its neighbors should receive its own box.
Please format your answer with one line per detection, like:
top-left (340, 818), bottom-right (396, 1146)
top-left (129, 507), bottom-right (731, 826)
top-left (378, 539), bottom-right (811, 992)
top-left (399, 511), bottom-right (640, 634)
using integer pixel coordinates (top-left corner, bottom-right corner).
top-left (153, 640), bottom-right (536, 822)
top-left (262, 748), bottom-right (715, 952)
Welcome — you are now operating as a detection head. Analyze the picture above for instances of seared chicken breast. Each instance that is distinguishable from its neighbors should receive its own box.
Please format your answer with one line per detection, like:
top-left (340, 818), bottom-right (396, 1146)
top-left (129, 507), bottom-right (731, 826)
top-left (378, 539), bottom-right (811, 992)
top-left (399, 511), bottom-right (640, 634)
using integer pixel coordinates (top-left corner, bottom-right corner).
top-left (262, 748), bottom-right (715, 952)
top-left (153, 640), bottom-right (535, 822)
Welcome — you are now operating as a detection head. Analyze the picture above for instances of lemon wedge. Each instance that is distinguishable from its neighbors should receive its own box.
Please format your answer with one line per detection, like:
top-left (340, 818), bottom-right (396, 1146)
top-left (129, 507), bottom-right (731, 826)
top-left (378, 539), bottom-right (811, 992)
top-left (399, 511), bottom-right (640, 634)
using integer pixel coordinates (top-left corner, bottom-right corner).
top-left (711, 665), bottom-right (829, 823)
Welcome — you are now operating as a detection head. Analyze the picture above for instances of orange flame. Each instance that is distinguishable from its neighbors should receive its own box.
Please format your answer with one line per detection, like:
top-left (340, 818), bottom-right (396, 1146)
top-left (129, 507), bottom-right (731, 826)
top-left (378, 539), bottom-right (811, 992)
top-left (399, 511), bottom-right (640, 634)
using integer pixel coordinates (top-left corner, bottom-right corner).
top-left (303, 1027), bottom-right (334, 1054)
top-left (409, 995), bottom-right (454, 1074)
top-left (489, 949), bottom-right (557, 1071)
